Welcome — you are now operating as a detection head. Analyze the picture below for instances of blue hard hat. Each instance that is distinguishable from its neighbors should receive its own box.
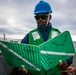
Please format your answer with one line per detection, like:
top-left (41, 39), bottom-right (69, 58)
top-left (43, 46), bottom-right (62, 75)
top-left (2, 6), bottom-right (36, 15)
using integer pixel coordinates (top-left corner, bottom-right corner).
top-left (34, 0), bottom-right (52, 14)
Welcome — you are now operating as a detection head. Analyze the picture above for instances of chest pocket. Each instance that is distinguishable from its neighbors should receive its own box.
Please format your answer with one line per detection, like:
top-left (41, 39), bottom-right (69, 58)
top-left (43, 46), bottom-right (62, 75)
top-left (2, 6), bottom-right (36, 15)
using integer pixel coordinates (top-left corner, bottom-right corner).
top-left (32, 31), bottom-right (40, 40)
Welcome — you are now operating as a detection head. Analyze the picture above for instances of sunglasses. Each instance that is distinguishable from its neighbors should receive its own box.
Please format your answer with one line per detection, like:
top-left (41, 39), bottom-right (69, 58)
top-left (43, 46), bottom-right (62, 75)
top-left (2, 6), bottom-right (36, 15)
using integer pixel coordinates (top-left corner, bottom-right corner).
top-left (34, 14), bottom-right (48, 20)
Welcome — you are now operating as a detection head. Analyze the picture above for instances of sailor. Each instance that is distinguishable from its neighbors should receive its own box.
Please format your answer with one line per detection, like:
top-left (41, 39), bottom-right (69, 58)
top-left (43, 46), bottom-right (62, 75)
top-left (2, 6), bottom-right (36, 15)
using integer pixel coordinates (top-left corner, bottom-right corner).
top-left (14, 0), bottom-right (73, 75)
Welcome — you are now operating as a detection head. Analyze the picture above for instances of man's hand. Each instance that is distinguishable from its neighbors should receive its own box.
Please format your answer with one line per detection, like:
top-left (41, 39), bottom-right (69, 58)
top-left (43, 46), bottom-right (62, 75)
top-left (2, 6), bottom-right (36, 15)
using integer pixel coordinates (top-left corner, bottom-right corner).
top-left (59, 61), bottom-right (68, 70)
top-left (18, 67), bottom-right (28, 75)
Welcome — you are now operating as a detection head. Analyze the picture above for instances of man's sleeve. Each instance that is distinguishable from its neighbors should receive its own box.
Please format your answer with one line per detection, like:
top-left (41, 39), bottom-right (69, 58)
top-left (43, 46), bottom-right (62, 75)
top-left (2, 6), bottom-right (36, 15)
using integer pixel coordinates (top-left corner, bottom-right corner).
top-left (66, 57), bottom-right (73, 66)
top-left (21, 33), bottom-right (29, 44)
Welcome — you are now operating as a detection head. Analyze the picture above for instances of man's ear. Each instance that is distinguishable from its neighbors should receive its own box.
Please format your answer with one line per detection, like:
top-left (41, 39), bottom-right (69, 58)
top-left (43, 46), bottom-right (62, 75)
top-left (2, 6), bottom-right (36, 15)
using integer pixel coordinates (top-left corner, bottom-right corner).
top-left (49, 15), bottom-right (52, 20)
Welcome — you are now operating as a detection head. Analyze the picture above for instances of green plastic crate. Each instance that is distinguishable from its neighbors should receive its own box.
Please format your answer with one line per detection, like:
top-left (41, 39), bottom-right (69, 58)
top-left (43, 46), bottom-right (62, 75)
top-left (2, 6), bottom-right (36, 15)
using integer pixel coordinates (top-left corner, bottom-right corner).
top-left (39, 31), bottom-right (75, 70)
top-left (0, 41), bottom-right (41, 71)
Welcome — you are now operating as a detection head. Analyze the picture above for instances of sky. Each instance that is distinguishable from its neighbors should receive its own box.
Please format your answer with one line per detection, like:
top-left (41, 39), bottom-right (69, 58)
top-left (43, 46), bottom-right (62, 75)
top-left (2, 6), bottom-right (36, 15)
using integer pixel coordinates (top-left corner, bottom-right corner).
top-left (0, 0), bottom-right (76, 41)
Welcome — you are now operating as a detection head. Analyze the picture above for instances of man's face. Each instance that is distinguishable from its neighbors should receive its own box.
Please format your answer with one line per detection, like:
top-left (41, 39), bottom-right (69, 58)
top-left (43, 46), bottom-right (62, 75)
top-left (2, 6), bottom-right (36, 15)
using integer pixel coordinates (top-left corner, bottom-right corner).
top-left (34, 13), bottom-right (49, 26)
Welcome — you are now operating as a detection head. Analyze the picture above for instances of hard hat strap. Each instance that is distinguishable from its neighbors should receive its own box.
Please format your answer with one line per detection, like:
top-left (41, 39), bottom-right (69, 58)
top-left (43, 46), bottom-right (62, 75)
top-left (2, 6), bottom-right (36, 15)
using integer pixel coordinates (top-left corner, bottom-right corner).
top-left (46, 12), bottom-right (50, 26)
